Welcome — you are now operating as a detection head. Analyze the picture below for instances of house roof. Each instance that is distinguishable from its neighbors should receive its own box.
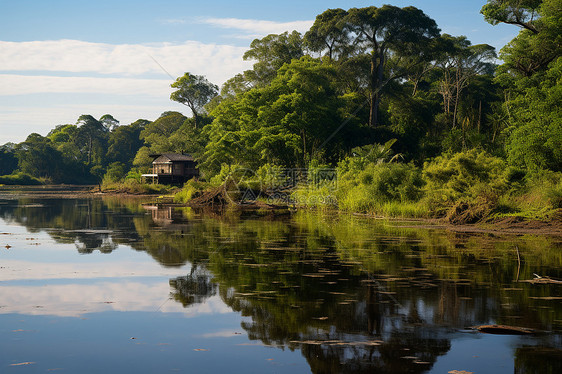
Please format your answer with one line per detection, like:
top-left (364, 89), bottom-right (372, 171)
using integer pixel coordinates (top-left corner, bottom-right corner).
top-left (151, 153), bottom-right (195, 163)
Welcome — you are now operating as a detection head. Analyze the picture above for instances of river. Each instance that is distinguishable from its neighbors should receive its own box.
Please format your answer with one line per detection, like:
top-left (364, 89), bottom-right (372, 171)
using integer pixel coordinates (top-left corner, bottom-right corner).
top-left (1, 191), bottom-right (561, 373)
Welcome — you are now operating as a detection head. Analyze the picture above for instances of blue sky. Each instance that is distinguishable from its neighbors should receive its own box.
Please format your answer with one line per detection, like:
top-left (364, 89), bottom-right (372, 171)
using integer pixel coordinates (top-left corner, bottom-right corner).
top-left (0, 0), bottom-right (517, 145)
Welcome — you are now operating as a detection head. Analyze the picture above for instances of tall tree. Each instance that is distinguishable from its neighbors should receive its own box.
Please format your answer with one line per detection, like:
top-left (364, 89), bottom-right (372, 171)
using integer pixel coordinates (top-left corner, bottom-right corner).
top-left (106, 119), bottom-right (148, 167)
top-left (243, 31), bottom-right (305, 86)
top-left (504, 58), bottom-right (562, 171)
top-left (133, 112), bottom-right (188, 169)
top-left (75, 115), bottom-right (109, 166)
top-left (491, 0), bottom-right (561, 77)
top-left (170, 73), bottom-right (218, 129)
top-left (140, 112), bottom-right (186, 141)
top-left (47, 124), bottom-right (78, 144)
top-left (220, 71), bottom-right (257, 99)
top-left (99, 114), bottom-right (120, 132)
top-left (344, 5), bottom-right (440, 127)
top-left (435, 35), bottom-right (496, 128)
top-left (304, 8), bottom-right (350, 62)
top-left (483, 0), bottom-right (562, 171)
top-left (202, 58), bottom-right (356, 172)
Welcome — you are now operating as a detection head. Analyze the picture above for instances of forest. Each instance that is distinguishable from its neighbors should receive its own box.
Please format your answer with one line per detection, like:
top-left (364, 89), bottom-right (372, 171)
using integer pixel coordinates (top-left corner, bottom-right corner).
top-left (1, 0), bottom-right (560, 222)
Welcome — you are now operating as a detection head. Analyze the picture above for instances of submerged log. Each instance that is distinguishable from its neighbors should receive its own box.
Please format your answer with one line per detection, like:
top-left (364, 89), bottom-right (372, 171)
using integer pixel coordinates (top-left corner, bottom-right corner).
top-left (472, 324), bottom-right (535, 335)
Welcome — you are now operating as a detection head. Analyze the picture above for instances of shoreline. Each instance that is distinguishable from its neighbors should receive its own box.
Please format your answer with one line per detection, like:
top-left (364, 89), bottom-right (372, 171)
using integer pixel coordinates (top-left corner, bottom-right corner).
top-left (378, 214), bottom-right (562, 238)
top-left (1, 186), bottom-right (560, 237)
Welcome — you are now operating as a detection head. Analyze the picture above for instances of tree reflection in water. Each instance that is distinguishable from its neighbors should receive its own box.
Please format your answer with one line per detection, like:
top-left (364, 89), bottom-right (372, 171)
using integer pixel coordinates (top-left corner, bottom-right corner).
top-left (170, 265), bottom-right (218, 307)
top-left (515, 346), bottom-right (562, 374)
top-left (2, 196), bottom-right (562, 373)
top-left (0, 197), bottom-right (145, 253)
top-left (147, 207), bottom-right (561, 373)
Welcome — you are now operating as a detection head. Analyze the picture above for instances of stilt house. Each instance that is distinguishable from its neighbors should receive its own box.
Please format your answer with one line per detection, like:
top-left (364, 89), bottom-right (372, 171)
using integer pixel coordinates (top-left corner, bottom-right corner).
top-left (142, 153), bottom-right (199, 184)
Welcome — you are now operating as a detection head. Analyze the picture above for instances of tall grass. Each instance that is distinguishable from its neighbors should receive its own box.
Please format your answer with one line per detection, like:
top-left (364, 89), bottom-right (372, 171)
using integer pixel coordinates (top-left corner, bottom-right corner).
top-left (495, 170), bottom-right (562, 220)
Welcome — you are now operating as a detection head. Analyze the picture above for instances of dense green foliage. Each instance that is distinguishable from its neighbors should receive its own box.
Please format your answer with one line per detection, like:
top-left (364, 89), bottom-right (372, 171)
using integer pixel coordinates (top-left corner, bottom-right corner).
top-left (202, 57), bottom-right (364, 172)
top-left (3, 2), bottom-right (560, 221)
top-left (0, 143), bottom-right (18, 176)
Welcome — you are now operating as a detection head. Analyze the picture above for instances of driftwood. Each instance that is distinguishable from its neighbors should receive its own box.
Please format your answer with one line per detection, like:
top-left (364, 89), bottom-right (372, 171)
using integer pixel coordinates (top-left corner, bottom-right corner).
top-left (471, 324), bottom-right (535, 335)
top-left (520, 274), bottom-right (562, 285)
top-left (186, 181), bottom-right (290, 212)
top-left (188, 186), bottom-right (229, 206)
top-left (188, 180), bottom-right (237, 207)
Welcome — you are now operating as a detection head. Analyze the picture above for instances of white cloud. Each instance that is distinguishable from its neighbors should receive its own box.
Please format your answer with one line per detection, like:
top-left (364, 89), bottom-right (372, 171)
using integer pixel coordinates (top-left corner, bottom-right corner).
top-left (0, 74), bottom-right (172, 96)
top-left (0, 39), bottom-right (251, 84)
top-left (200, 17), bottom-right (313, 37)
top-left (0, 38), bottom-right (256, 143)
top-left (0, 259), bottom-right (232, 317)
top-left (0, 282), bottom-right (231, 317)
top-left (0, 258), bottom-right (187, 282)
top-left (0, 35), bottom-right (266, 144)
top-left (199, 330), bottom-right (245, 338)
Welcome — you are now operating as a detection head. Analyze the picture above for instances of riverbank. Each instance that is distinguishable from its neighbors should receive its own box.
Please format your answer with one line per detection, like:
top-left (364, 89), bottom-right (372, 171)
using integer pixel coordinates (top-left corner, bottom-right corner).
top-left (182, 194), bottom-right (562, 237)
top-left (388, 212), bottom-right (562, 237)
top-left (1, 185), bottom-right (560, 237)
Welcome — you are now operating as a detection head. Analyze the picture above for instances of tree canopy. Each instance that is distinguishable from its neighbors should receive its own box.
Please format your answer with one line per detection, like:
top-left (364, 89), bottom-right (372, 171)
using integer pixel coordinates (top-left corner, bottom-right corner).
top-left (481, 0), bottom-right (543, 32)
top-left (344, 5), bottom-right (441, 127)
top-left (202, 57), bottom-right (359, 172)
top-left (170, 73), bottom-right (218, 128)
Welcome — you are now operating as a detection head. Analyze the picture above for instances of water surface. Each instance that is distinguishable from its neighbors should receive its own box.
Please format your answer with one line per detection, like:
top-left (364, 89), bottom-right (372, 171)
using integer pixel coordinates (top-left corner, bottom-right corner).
top-left (1, 193), bottom-right (561, 373)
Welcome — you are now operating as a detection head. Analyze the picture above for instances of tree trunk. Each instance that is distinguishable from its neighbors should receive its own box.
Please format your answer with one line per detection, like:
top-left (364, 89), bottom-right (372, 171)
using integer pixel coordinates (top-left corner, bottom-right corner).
top-left (369, 92), bottom-right (379, 128)
top-left (369, 51), bottom-right (384, 128)
top-left (452, 95), bottom-right (459, 128)
top-left (193, 111), bottom-right (199, 130)
top-left (477, 100), bottom-right (482, 133)
top-left (87, 136), bottom-right (92, 165)
top-left (452, 69), bottom-right (461, 129)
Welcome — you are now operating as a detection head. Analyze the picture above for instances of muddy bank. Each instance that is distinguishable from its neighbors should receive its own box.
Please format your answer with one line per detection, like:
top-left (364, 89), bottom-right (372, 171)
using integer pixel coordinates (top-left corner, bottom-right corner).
top-left (459, 214), bottom-right (562, 237)
top-left (0, 185), bottom-right (162, 199)
top-left (390, 211), bottom-right (562, 237)
top-left (0, 185), bottom-right (98, 199)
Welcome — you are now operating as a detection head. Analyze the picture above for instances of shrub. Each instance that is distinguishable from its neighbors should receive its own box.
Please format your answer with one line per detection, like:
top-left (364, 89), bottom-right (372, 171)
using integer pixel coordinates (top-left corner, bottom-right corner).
top-left (255, 163), bottom-right (286, 190)
top-left (174, 179), bottom-right (208, 203)
top-left (0, 172), bottom-right (43, 185)
top-left (103, 162), bottom-right (127, 183)
top-left (125, 170), bottom-right (143, 183)
top-left (422, 149), bottom-right (507, 206)
top-left (209, 164), bottom-right (262, 191)
top-left (337, 162), bottom-right (424, 213)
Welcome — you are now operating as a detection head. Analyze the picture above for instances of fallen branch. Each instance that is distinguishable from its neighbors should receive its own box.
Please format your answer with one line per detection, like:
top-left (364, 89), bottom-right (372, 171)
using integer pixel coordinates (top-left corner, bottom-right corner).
top-left (520, 274), bottom-right (562, 285)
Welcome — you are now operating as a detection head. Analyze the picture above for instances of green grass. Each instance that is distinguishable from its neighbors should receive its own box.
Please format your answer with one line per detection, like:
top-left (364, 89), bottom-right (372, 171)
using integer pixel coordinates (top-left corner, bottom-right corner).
top-left (101, 179), bottom-right (176, 194)
top-left (371, 201), bottom-right (431, 218)
top-left (0, 173), bottom-right (43, 185)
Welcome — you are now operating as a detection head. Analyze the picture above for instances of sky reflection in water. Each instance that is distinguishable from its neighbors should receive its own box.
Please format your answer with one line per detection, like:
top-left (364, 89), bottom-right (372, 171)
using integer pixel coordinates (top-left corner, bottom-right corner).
top-left (1, 195), bottom-right (562, 373)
